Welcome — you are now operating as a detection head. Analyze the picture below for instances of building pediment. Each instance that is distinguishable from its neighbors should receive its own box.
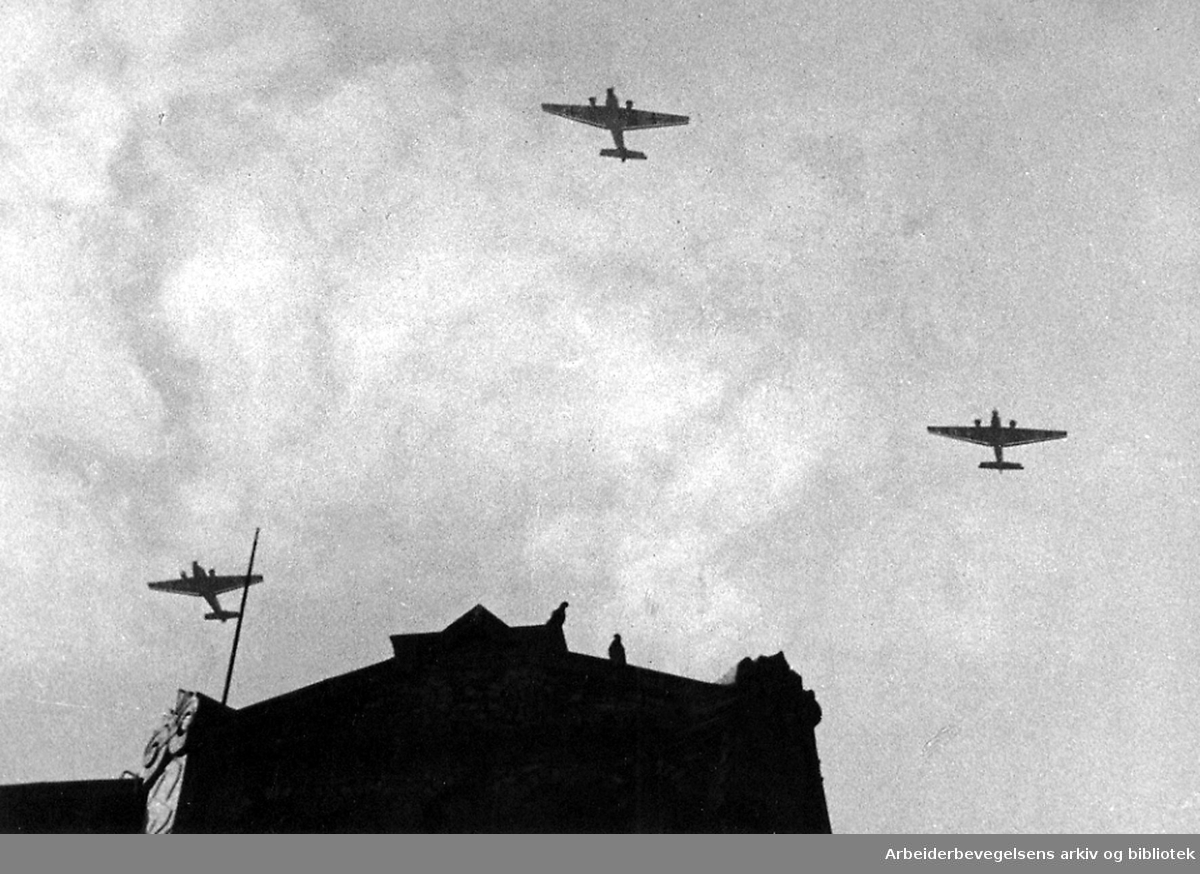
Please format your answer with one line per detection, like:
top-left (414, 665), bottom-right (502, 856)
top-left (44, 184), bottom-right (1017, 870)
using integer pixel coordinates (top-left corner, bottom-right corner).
top-left (389, 604), bottom-right (567, 666)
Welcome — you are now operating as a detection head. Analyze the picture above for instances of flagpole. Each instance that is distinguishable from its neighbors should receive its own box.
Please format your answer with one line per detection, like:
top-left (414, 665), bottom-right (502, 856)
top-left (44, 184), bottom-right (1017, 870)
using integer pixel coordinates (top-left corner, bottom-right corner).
top-left (221, 528), bottom-right (260, 707)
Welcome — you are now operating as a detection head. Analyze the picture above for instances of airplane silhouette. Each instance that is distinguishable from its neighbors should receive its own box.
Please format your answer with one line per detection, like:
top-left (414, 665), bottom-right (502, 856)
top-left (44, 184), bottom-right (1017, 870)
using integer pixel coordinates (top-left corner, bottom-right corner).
top-left (148, 561), bottom-right (263, 621)
top-left (927, 409), bottom-right (1067, 471)
top-left (542, 87), bottom-right (689, 162)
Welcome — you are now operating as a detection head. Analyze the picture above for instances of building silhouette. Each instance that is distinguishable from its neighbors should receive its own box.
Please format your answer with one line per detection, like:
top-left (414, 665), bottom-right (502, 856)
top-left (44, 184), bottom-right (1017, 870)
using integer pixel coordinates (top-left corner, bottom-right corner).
top-left (2, 604), bottom-right (831, 833)
top-left (0, 777), bottom-right (143, 833)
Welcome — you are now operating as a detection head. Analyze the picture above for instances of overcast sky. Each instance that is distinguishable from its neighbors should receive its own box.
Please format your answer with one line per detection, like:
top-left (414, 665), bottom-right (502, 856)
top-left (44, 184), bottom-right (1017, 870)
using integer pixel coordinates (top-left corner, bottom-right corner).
top-left (2, 0), bottom-right (1198, 832)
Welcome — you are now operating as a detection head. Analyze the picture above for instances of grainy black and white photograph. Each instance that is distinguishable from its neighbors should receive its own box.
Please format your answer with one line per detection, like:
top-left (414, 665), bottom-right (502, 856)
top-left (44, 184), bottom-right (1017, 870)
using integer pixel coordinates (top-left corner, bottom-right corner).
top-left (1, 0), bottom-right (1198, 835)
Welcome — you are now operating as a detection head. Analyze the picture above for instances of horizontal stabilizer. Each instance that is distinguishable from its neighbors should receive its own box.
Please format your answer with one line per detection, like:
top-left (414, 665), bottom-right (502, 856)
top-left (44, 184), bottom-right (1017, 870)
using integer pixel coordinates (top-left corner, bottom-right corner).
top-left (979, 461), bottom-right (1023, 471)
top-left (600, 149), bottom-right (647, 161)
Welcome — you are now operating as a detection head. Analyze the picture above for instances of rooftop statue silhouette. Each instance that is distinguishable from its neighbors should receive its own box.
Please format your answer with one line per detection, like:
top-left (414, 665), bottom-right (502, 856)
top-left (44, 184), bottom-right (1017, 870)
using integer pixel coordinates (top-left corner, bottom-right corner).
top-left (546, 601), bottom-right (568, 630)
top-left (608, 633), bottom-right (626, 666)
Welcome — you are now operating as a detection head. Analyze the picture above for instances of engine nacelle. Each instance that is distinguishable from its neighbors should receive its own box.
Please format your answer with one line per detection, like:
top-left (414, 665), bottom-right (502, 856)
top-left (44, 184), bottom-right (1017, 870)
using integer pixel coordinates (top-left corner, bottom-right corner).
top-left (1009, 420), bottom-right (1017, 428)
top-left (974, 419), bottom-right (982, 427)
top-left (626, 99), bottom-right (633, 109)
top-left (589, 96), bottom-right (597, 106)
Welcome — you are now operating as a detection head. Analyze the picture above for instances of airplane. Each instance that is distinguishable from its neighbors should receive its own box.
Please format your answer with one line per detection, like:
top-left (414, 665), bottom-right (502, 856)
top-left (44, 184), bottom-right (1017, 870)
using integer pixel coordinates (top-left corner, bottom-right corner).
top-left (541, 87), bottom-right (689, 162)
top-left (927, 410), bottom-right (1067, 471)
top-left (148, 561), bottom-right (264, 621)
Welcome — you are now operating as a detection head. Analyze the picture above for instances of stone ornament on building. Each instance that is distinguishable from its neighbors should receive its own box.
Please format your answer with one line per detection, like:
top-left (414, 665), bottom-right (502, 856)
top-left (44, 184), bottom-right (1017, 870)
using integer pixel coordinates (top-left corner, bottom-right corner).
top-left (141, 721), bottom-right (172, 784)
top-left (142, 690), bottom-right (200, 834)
top-left (145, 757), bottom-right (186, 834)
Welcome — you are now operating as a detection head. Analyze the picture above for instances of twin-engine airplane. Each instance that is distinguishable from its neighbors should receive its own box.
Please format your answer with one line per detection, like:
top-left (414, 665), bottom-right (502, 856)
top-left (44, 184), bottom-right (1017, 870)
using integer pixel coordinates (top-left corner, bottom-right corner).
top-left (927, 410), bottom-right (1067, 471)
top-left (148, 561), bottom-right (264, 621)
top-left (541, 87), bottom-right (689, 162)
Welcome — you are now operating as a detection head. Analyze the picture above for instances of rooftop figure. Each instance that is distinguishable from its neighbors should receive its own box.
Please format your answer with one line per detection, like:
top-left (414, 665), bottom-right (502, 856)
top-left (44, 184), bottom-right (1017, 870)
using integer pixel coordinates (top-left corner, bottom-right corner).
top-left (608, 634), bottom-right (626, 666)
top-left (547, 601), bottom-right (569, 630)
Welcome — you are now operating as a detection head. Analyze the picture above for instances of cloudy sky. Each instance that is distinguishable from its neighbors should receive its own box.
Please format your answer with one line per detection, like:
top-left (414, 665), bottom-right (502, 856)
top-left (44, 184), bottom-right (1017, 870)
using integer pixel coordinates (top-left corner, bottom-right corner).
top-left (2, 0), bottom-right (1198, 832)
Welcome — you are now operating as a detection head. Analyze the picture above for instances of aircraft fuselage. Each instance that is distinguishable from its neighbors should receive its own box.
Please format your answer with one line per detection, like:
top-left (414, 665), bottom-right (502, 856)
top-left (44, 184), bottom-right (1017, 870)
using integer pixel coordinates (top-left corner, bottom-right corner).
top-left (977, 411), bottom-right (1019, 469)
top-left (603, 88), bottom-right (623, 127)
top-left (601, 89), bottom-right (637, 158)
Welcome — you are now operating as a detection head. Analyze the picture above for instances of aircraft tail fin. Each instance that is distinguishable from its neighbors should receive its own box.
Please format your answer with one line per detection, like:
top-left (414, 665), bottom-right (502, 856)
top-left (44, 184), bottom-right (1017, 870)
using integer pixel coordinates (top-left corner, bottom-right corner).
top-left (600, 148), bottom-right (647, 161)
top-left (979, 461), bottom-right (1023, 472)
top-left (205, 610), bottom-right (241, 622)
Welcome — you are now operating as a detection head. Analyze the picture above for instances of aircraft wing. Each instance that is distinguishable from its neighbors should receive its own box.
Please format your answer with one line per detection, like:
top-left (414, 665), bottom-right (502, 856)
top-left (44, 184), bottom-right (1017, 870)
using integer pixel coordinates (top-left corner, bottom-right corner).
top-left (620, 108), bottom-right (689, 130)
top-left (988, 428), bottom-right (1068, 447)
top-left (148, 574), bottom-right (263, 597)
top-left (927, 427), bottom-right (997, 447)
top-left (541, 104), bottom-right (609, 129)
top-left (927, 426), bottom-right (1067, 447)
top-left (148, 577), bottom-right (206, 597)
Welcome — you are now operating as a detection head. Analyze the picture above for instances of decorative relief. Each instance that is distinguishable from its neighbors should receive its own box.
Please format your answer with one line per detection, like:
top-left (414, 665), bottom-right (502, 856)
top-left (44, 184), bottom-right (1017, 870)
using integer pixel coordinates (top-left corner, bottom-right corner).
top-left (144, 756), bottom-right (186, 834)
top-left (168, 692), bottom-right (199, 755)
top-left (142, 722), bottom-right (172, 784)
top-left (141, 690), bottom-right (201, 833)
